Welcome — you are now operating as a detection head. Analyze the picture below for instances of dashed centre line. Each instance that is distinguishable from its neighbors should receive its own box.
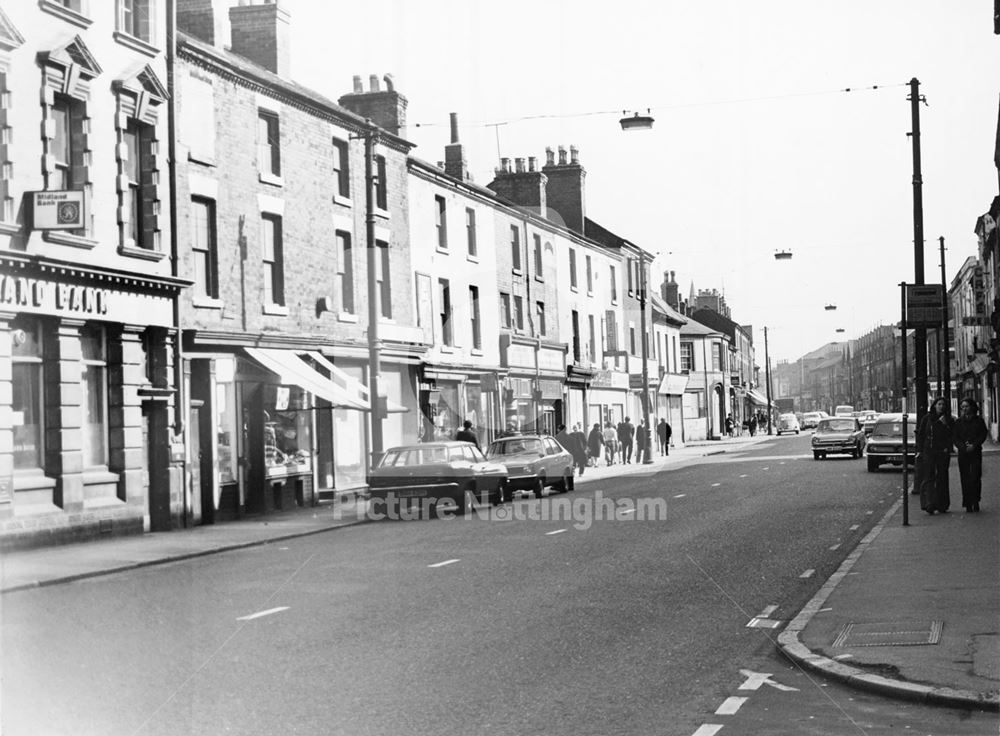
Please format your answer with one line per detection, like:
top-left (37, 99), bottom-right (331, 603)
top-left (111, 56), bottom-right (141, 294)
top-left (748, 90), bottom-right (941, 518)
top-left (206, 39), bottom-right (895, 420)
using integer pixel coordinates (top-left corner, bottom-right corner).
top-left (799, 568), bottom-right (815, 578)
top-left (829, 543), bottom-right (841, 551)
top-left (619, 509), bottom-right (636, 515)
top-left (236, 606), bottom-right (289, 621)
top-left (714, 696), bottom-right (748, 715)
top-left (739, 474), bottom-right (748, 478)
top-left (711, 483), bottom-right (721, 487)
top-left (674, 493), bottom-right (687, 498)
top-left (690, 725), bottom-right (724, 736)
top-left (849, 524), bottom-right (860, 531)
top-left (428, 559), bottom-right (460, 568)
top-left (546, 529), bottom-right (568, 535)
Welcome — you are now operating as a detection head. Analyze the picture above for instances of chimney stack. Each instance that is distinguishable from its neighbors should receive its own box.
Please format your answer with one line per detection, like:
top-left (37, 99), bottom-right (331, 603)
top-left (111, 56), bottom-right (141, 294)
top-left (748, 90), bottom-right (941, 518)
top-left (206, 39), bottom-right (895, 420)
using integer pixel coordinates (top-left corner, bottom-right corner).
top-left (178, 0), bottom-right (232, 48)
top-left (661, 269), bottom-right (680, 308)
top-left (543, 143), bottom-right (586, 234)
top-left (229, 0), bottom-right (291, 78)
top-left (488, 151), bottom-right (547, 217)
top-left (444, 112), bottom-right (470, 182)
top-left (338, 72), bottom-right (409, 138)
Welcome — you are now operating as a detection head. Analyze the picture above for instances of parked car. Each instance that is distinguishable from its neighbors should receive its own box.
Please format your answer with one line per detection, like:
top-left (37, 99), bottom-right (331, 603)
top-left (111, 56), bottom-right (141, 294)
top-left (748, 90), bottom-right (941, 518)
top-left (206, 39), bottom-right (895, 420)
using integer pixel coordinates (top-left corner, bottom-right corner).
top-left (776, 413), bottom-right (801, 435)
top-left (368, 441), bottom-right (509, 517)
top-left (485, 434), bottom-right (575, 497)
top-left (811, 417), bottom-right (866, 459)
top-left (866, 413), bottom-right (917, 472)
top-left (801, 411), bottom-right (823, 429)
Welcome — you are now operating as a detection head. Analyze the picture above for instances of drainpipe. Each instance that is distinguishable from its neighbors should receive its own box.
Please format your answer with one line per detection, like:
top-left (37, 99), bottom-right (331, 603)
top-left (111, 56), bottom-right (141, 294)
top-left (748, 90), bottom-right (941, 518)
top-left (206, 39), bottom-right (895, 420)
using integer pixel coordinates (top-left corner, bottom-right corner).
top-left (165, 0), bottom-right (188, 525)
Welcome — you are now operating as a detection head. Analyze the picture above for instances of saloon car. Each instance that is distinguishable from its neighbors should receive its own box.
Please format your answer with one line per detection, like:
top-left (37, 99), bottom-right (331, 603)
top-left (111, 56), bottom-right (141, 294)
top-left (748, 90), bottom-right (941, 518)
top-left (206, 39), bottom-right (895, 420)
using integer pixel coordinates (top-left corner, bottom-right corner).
top-left (801, 411), bottom-right (823, 429)
top-left (811, 417), bottom-right (866, 459)
top-left (367, 442), bottom-right (509, 517)
top-left (485, 434), bottom-right (575, 497)
top-left (866, 413), bottom-right (917, 472)
top-left (776, 413), bottom-right (801, 435)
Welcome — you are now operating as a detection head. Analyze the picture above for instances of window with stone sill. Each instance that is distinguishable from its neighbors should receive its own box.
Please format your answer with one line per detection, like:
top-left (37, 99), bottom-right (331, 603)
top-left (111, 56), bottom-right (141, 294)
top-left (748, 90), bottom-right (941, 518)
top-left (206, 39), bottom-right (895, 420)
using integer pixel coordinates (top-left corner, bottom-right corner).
top-left (374, 154), bottom-right (387, 211)
top-left (336, 230), bottom-right (354, 314)
top-left (41, 0), bottom-right (92, 28)
top-left (261, 213), bottom-right (284, 307)
top-left (192, 196), bottom-right (218, 299)
top-left (332, 137), bottom-right (350, 199)
top-left (118, 0), bottom-right (153, 44)
top-left (258, 109), bottom-right (281, 182)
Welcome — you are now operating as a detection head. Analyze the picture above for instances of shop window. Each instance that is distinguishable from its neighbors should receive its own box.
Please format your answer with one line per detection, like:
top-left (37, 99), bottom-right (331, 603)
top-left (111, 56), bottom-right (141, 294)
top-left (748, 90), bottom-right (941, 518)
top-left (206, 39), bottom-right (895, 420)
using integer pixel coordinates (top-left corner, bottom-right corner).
top-left (81, 323), bottom-right (108, 468)
top-left (264, 386), bottom-right (312, 476)
top-left (215, 361), bottom-right (238, 485)
top-left (192, 196), bottom-right (218, 298)
top-left (12, 318), bottom-right (44, 473)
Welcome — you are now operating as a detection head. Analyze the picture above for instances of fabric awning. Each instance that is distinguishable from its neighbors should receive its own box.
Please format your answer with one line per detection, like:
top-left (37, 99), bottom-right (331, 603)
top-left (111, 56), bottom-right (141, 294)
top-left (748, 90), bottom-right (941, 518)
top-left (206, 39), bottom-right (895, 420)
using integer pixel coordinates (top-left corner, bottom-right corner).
top-left (306, 351), bottom-right (409, 414)
top-left (657, 373), bottom-right (689, 395)
top-left (746, 389), bottom-right (769, 406)
top-left (244, 348), bottom-right (369, 411)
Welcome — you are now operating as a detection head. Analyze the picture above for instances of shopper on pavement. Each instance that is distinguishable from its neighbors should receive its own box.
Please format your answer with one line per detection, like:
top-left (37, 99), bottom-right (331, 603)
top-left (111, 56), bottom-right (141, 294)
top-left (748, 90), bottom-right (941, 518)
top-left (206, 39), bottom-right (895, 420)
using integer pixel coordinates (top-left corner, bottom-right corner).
top-left (953, 398), bottom-right (988, 512)
top-left (588, 423), bottom-right (605, 467)
top-left (916, 396), bottom-right (954, 514)
top-left (603, 422), bottom-right (618, 466)
top-left (618, 417), bottom-right (635, 464)
top-left (569, 423), bottom-right (589, 476)
top-left (635, 421), bottom-right (647, 463)
top-left (657, 418), bottom-right (669, 456)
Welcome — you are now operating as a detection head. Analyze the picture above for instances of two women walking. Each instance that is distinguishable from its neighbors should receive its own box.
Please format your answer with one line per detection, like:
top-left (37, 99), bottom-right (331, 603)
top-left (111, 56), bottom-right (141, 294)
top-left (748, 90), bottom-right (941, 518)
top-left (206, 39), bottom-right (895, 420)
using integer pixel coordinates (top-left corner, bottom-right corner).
top-left (916, 396), bottom-right (989, 514)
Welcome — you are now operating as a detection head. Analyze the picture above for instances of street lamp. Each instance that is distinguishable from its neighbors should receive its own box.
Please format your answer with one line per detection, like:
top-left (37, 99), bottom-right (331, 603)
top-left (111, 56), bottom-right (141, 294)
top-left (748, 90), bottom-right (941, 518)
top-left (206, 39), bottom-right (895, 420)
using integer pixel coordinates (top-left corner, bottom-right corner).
top-left (638, 254), bottom-right (654, 464)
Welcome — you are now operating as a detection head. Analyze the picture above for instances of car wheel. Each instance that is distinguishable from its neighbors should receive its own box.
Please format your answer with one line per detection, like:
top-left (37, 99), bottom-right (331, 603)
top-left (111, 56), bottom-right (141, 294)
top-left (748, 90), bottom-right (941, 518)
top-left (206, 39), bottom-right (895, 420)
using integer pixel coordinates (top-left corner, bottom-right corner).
top-left (813, 451), bottom-right (820, 460)
top-left (453, 484), bottom-right (476, 515)
top-left (559, 470), bottom-right (574, 493)
top-left (533, 476), bottom-right (545, 499)
top-left (795, 430), bottom-right (800, 434)
top-left (867, 457), bottom-right (879, 472)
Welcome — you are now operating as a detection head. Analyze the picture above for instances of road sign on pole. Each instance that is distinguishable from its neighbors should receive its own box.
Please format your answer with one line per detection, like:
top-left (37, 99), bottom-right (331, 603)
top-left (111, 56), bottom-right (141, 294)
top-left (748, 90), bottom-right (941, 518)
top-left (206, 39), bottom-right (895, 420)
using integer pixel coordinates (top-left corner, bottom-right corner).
top-left (905, 284), bottom-right (943, 328)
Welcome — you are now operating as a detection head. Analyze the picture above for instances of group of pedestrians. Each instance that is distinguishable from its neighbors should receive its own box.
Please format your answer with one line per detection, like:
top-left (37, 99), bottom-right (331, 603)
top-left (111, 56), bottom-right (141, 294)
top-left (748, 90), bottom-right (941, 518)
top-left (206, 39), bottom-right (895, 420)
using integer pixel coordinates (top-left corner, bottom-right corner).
top-left (571, 417), bottom-right (673, 467)
top-left (915, 396), bottom-right (989, 514)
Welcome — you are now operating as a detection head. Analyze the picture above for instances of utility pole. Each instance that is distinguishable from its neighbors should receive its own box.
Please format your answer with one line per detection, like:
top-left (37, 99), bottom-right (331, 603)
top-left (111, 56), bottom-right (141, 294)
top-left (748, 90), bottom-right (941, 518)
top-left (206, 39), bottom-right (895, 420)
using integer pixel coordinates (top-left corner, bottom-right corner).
top-left (908, 78), bottom-right (929, 422)
top-left (939, 236), bottom-right (951, 410)
top-left (364, 124), bottom-right (384, 461)
top-left (764, 326), bottom-right (773, 435)
top-left (639, 255), bottom-right (654, 463)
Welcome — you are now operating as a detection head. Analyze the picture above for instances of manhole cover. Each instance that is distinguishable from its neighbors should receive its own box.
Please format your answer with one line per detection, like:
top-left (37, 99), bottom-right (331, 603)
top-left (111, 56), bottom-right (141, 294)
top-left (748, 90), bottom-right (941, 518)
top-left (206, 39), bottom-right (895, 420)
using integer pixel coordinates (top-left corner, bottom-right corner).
top-left (833, 621), bottom-right (943, 647)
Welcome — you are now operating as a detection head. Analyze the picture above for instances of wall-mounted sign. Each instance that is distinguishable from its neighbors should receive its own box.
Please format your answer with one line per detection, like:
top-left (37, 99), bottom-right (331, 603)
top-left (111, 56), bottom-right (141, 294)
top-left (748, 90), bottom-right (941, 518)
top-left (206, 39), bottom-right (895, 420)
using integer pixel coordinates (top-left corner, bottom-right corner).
top-left (29, 190), bottom-right (87, 230)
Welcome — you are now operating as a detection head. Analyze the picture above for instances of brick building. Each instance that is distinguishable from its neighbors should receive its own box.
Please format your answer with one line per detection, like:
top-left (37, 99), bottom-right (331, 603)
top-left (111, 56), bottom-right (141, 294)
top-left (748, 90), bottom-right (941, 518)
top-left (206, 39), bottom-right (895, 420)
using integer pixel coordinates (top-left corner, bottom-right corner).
top-left (0, 2), bottom-right (186, 549)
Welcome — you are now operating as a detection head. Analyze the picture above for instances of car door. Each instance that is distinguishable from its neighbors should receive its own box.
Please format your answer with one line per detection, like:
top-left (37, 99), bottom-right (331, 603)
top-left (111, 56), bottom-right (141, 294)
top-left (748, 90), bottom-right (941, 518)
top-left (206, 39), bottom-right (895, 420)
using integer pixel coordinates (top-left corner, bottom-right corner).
top-left (543, 437), bottom-right (565, 477)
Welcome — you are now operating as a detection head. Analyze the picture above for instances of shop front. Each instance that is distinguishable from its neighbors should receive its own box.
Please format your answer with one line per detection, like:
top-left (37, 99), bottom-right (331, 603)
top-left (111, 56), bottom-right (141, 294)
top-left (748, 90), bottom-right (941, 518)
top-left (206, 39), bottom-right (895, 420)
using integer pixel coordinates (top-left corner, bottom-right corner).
top-left (420, 366), bottom-right (501, 447)
top-left (657, 373), bottom-right (689, 444)
top-left (588, 370), bottom-right (630, 430)
top-left (499, 335), bottom-right (567, 436)
top-left (0, 256), bottom-right (186, 549)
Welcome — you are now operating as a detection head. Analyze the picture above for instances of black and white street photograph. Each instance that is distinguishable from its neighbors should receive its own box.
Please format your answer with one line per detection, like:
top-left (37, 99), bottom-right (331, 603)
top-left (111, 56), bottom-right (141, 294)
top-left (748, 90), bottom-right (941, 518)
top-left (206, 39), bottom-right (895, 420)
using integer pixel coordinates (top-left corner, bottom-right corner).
top-left (1, 1), bottom-right (999, 734)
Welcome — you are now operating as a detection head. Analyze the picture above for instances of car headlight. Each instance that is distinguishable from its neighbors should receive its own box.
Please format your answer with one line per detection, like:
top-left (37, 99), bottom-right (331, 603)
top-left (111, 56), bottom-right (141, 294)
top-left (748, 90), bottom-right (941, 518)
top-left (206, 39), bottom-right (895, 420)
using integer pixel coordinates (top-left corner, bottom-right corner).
top-left (811, 437), bottom-right (819, 445)
top-left (522, 466), bottom-right (533, 474)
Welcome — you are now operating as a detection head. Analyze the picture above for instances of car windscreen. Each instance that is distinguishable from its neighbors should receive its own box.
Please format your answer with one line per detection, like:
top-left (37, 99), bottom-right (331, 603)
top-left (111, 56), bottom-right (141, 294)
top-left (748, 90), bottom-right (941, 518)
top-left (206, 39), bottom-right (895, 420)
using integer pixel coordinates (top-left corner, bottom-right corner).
top-left (379, 447), bottom-right (448, 467)
top-left (872, 421), bottom-right (917, 438)
top-left (819, 419), bottom-right (856, 432)
top-left (489, 439), bottom-right (543, 456)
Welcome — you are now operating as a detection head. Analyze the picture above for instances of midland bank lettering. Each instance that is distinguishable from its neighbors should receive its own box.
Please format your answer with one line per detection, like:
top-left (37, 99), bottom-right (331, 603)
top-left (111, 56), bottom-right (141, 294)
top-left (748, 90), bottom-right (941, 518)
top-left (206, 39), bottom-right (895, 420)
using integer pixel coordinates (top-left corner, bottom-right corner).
top-left (0, 275), bottom-right (109, 315)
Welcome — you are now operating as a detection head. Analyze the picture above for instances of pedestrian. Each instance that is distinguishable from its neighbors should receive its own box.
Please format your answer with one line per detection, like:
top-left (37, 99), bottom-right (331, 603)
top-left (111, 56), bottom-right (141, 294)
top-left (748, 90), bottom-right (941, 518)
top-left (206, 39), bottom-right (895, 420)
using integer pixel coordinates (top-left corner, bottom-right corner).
top-left (455, 420), bottom-right (479, 449)
top-left (662, 418), bottom-right (672, 455)
top-left (748, 414), bottom-right (757, 437)
top-left (725, 415), bottom-right (734, 438)
top-left (657, 418), bottom-right (668, 455)
top-left (953, 398), bottom-right (988, 512)
top-left (916, 396), bottom-right (954, 514)
top-left (619, 416), bottom-right (635, 464)
top-left (588, 423), bottom-right (604, 467)
top-left (603, 422), bottom-right (618, 465)
top-left (635, 421), bottom-right (647, 464)
top-left (569, 423), bottom-right (589, 476)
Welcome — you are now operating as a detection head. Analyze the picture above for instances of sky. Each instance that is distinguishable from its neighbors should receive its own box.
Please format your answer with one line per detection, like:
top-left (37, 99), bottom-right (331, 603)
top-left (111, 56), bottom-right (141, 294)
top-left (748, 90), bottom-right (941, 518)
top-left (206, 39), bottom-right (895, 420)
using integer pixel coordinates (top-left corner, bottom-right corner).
top-left (283, 1), bottom-right (998, 363)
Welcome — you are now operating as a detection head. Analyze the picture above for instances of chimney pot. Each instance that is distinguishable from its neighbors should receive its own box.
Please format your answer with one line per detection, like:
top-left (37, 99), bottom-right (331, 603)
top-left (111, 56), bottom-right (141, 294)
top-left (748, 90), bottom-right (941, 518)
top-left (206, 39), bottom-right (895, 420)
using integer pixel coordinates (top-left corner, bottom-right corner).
top-left (515, 157), bottom-right (526, 173)
top-left (369, 74), bottom-right (380, 92)
top-left (449, 112), bottom-right (459, 144)
top-left (545, 146), bottom-right (555, 166)
top-left (570, 145), bottom-right (579, 165)
top-left (500, 157), bottom-right (511, 173)
top-left (528, 156), bottom-right (537, 172)
top-left (558, 146), bottom-right (567, 165)
top-left (437, 161), bottom-right (445, 169)
top-left (352, 75), bottom-right (363, 93)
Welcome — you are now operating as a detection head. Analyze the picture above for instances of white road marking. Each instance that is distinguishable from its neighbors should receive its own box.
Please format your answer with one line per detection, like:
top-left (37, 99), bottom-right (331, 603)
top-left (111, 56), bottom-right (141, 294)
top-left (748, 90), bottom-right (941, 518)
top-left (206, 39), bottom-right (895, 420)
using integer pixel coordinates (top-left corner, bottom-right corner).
top-left (237, 606), bottom-right (289, 621)
top-left (738, 669), bottom-right (799, 692)
top-left (618, 509), bottom-right (636, 515)
top-left (746, 617), bottom-right (781, 629)
top-left (833, 653), bottom-right (855, 660)
top-left (849, 524), bottom-right (859, 531)
top-left (829, 543), bottom-right (841, 551)
top-left (714, 696), bottom-right (748, 715)
top-left (674, 493), bottom-right (687, 498)
top-left (757, 605), bottom-right (778, 617)
top-left (866, 510), bottom-right (874, 515)
top-left (428, 559), bottom-right (460, 568)
top-left (762, 467), bottom-right (769, 470)
top-left (739, 474), bottom-right (748, 478)
top-left (711, 483), bottom-right (721, 487)
top-left (278, 547), bottom-right (289, 550)
top-left (690, 726), bottom-right (724, 736)
top-left (546, 529), bottom-right (568, 535)
top-left (779, 461), bottom-right (786, 465)
top-left (799, 569), bottom-right (815, 578)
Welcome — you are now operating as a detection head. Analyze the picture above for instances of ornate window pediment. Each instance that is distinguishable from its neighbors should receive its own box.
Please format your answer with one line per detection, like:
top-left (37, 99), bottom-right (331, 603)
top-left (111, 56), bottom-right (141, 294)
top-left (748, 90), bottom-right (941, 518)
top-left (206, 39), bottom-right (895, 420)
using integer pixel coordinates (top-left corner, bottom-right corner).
top-left (39, 36), bottom-right (102, 98)
top-left (114, 64), bottom-right (168, 125)
top-left (0, 7), bottom-right (24, 52)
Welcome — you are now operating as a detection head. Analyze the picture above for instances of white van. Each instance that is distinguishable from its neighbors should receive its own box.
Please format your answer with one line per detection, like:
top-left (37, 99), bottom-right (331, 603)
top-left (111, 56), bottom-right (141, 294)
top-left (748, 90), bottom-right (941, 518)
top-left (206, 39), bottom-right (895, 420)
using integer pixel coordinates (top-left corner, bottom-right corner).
top-left (834, 405), bottom-right (854, 417)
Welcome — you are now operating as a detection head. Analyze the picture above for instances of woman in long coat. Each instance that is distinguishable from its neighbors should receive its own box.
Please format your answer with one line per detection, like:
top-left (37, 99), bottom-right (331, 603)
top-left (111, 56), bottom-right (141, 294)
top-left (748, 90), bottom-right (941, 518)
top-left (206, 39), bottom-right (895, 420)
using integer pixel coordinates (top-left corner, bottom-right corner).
top-left (953, 398), bottom-right (989, 512)
top-left (587, 423), bottom-right (605, 467)
top-left (916, 396), bottom-right (954, 514)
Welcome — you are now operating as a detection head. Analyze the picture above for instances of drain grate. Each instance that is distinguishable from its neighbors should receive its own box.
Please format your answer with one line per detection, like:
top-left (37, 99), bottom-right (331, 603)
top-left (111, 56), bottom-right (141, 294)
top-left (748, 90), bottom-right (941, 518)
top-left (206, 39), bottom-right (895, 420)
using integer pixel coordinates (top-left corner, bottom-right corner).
top-left (833, 621), bottom-right (943, 647)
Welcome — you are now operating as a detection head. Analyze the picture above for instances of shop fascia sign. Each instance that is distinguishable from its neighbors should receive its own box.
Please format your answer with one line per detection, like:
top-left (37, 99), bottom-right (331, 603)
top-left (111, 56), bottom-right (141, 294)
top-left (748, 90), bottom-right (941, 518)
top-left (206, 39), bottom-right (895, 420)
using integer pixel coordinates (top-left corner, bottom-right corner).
top-left (1, 273), bottom-right (109, 316)
top-left (28, 190), bottom-right (87, 230)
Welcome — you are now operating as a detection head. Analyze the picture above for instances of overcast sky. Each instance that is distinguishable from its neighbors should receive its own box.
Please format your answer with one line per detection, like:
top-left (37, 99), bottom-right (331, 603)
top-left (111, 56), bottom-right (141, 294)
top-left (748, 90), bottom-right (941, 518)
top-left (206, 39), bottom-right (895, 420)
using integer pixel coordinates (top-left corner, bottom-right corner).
top-left (286, 1), bottom-right (999, 363)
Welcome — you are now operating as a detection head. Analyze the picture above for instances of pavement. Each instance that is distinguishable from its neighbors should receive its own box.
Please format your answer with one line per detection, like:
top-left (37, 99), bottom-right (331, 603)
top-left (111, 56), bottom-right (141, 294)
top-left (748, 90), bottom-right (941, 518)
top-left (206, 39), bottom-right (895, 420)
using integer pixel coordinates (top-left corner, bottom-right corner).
top-left (2, 431), bottom-right (997, 713)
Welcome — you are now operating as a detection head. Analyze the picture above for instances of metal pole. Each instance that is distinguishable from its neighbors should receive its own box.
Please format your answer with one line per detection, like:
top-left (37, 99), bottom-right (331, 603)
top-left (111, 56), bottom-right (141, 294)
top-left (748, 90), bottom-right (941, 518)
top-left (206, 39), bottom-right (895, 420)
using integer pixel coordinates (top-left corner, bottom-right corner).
top-left (639, 256), bottom-right (653, 463)
top-left (364, 125), bottom-right (384, 461)
top-left (764, 326), bottom-right (773, 435)
top-left (900, 282), bottom-right (910, 526)
top-left (939, 236), bottom-right (951, 410)
top-left (908, 78), bottom-right (929, 422)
